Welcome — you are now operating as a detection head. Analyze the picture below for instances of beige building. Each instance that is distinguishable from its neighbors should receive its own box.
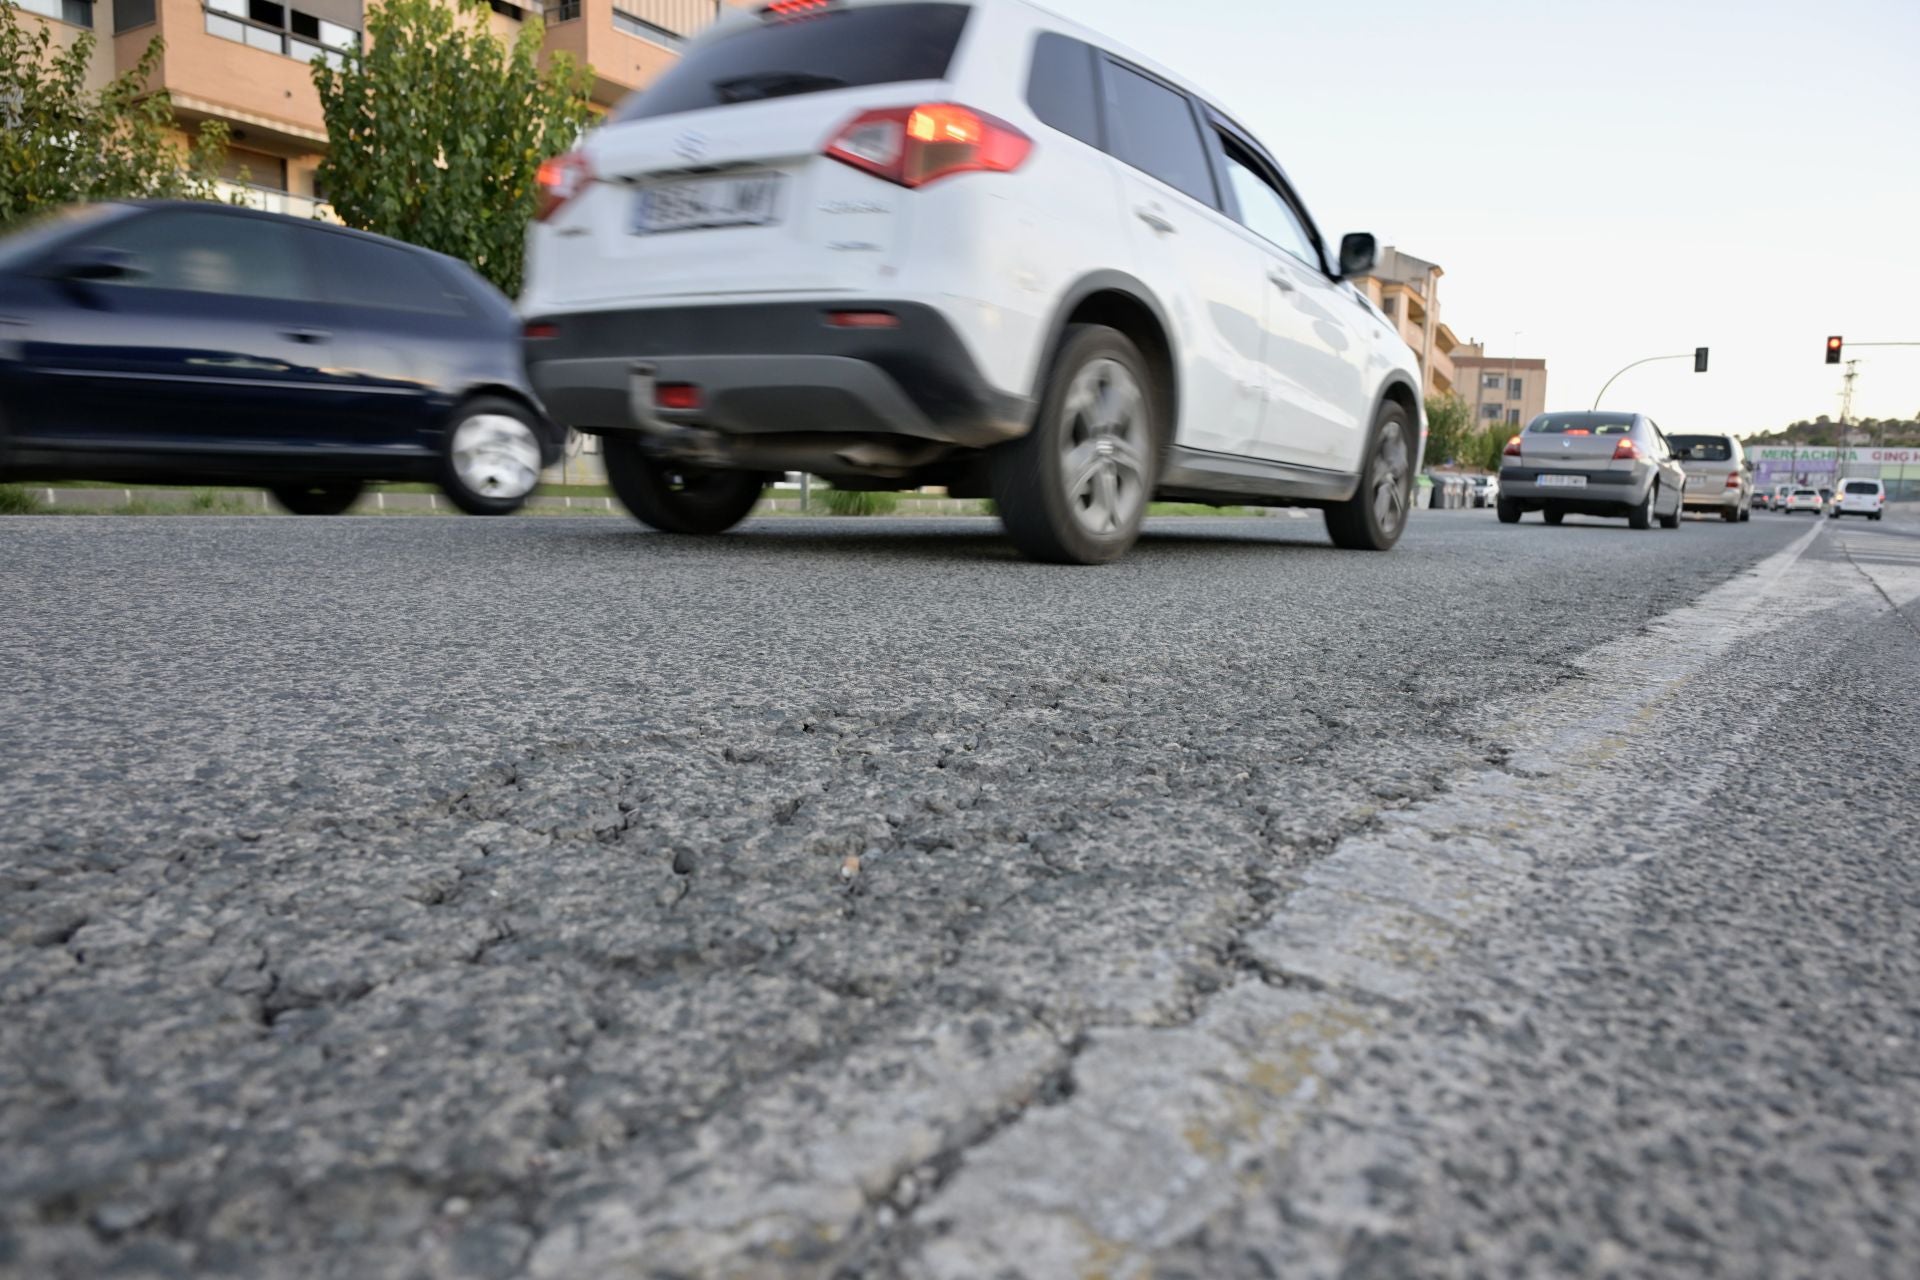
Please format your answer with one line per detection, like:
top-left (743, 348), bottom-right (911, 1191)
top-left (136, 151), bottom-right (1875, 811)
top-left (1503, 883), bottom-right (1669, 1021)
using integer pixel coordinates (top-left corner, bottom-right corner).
top-left (15, 0), bottom-right (753, 217)
top-left (1452, 343), bottom-right (1549, 432)
top-left (1351, 246), bottom-right (1462, 400)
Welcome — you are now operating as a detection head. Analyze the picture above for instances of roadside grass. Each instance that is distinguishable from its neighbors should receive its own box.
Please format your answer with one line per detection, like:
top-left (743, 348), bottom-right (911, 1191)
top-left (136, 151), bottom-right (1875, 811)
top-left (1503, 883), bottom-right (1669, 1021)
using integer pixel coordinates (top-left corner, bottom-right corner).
top-left (0, 484), bottom-right (46, 515)
top-left (822, 490), bottom-right (901, 516)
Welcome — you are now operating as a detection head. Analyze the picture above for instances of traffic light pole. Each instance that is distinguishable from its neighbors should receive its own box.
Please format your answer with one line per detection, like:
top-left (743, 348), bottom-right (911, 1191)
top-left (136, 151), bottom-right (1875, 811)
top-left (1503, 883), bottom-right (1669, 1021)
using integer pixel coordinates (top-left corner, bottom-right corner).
top-left (1592, 352), bottom-right (1705, 410)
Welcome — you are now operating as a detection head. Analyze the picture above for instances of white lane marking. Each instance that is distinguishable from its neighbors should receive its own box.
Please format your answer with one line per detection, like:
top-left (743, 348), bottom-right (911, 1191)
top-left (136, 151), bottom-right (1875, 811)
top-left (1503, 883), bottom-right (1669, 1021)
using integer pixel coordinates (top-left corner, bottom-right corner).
top-left (898, 519), bottom-right (1834, 1280)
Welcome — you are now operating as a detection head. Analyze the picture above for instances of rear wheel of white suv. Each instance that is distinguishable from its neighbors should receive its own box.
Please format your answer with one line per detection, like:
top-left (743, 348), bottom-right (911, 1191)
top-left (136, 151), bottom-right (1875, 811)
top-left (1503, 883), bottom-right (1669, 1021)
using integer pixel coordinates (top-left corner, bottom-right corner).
top-left (1326, 403), bottom-right (1415, 551)
top-left (603, 435), bottom-right (765, 535)
top-left (991, 325), bottom-right (1157, 566)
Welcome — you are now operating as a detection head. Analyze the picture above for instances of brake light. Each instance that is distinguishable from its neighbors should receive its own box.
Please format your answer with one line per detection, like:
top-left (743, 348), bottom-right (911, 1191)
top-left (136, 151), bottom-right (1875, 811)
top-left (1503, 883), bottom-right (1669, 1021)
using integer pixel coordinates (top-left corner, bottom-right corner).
top-left (825, 104), bottom-right (1032, 189)
top-left (826, 310), bottom-right (901, 329)
top-left (1503, 436), bottom-right (1523, 457)
top-left (763, 0), bottom-right (833, 16)
top-left (536, 151), bottom-right (592, 222)
top-left (656, 383), bottom-right (702, 412)
top-left (523, 321), bottom-right (559, 340)
top-left (1613, 438), bottom-right (1641, 461)
top-left (1726, 473), bottom-right (1742, 488)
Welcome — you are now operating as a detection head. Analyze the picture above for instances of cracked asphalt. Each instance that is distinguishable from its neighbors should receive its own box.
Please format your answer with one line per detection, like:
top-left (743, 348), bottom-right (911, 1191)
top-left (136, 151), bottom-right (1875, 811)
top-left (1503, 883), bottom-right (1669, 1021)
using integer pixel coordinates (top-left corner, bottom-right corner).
top-left (2, 507), bottom-right (1916, 1279)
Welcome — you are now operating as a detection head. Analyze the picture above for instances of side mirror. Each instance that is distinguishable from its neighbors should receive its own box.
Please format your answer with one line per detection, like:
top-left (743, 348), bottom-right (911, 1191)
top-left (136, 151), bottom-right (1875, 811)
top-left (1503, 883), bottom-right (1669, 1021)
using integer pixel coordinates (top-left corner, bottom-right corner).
top-left (49, 247), bottom-right (143, 283)
top-left (1337, 232), bottom-right (1378, 279)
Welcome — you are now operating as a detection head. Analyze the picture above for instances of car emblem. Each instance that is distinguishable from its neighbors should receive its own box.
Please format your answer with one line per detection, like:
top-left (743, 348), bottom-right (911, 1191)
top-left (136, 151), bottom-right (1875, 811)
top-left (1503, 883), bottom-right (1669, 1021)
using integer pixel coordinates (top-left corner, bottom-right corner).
top-left (674, 132), bottom-right (709, 162)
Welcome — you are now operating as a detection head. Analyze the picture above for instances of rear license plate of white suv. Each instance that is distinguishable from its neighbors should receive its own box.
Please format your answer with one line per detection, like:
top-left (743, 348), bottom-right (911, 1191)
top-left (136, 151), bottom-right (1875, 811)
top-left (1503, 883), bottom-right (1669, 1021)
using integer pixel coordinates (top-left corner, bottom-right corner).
top-left (634, 175), bottom-right (784, 234)
top-left (1538, 474), bottom-right (1587, 488)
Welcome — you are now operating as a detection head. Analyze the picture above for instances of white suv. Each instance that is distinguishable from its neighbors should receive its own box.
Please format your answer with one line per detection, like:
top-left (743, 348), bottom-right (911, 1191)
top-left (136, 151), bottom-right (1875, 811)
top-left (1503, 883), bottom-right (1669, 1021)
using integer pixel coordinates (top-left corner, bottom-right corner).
top-left (1830, 477), bottom-right (1886, 520)
top-left (521, 0), bottom-right (1425, 564)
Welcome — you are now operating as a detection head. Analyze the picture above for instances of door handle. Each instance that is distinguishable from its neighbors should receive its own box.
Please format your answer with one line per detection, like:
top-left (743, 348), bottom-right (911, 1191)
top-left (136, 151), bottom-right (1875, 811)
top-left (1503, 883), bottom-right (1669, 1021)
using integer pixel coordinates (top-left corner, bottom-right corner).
top-left (1136, 208), bottom-right (1176, 235)
top-left (284, 328), bottom-right (331, 344)
top-left (1268, 269), bottom-right (1296, 293)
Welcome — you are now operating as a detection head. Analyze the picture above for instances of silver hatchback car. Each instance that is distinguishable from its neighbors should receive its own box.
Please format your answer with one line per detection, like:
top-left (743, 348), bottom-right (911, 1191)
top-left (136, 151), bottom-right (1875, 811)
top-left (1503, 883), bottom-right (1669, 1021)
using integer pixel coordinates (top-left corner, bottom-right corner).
top-left (1671, 432), bottom-right (1753, 523)
top-left (1497, 411), bottom-right (1687, 529)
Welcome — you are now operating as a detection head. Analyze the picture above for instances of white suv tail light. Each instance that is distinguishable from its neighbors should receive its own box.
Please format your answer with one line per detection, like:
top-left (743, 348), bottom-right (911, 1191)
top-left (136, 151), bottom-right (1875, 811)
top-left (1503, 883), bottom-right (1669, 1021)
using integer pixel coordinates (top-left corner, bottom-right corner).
top-left (825, 104), bottom-right (1032, 189)
top-left (536, 151), bottom-right (593, 222)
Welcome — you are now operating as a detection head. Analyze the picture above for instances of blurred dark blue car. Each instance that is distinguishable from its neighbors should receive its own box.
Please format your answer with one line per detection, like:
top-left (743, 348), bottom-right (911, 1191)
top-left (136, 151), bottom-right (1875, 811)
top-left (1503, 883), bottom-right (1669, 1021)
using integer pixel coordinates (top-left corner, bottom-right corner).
top-left (0, 202), bottom-right (562, 514)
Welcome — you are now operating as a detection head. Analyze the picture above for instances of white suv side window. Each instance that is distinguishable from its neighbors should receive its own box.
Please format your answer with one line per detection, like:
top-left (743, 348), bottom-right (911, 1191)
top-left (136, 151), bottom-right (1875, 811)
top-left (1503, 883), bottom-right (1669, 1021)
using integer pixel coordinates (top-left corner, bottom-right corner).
top-left (1103, 63), bottom-right (1218, 208)
top-left (1220, 144), bottom-right (1318, 270)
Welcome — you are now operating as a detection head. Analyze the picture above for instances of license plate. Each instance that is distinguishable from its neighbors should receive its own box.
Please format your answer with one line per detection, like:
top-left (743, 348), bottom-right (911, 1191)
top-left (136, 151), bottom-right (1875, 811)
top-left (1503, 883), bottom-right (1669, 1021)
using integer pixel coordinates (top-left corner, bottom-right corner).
top-left (1537, 474), bottom-right (1587, 488)
top-left (635, 174), bottom-right (783, 234)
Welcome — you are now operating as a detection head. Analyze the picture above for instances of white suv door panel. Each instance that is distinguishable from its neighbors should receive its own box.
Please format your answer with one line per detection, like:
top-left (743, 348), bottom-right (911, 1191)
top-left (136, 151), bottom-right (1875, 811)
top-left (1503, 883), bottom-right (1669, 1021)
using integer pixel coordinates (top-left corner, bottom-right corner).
top-left (1213, 135), bottom-right (1367, 471)
top-left (1101, 58), bottom-right (1263, 458)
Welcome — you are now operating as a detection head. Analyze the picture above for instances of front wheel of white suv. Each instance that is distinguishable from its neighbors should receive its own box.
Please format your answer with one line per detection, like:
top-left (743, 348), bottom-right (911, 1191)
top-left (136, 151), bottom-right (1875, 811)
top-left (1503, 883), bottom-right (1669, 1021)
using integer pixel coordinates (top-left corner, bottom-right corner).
top-left (1326, 403), bottom-right (1415, 551)
top-left (991, 324), bottom-right (1158, 566)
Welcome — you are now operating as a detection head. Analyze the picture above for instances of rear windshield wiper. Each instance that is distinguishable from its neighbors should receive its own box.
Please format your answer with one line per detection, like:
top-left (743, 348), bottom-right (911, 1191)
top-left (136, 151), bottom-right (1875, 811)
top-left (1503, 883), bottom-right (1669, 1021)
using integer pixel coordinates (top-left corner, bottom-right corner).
top-left (712, 71), bottom-right (850, 103)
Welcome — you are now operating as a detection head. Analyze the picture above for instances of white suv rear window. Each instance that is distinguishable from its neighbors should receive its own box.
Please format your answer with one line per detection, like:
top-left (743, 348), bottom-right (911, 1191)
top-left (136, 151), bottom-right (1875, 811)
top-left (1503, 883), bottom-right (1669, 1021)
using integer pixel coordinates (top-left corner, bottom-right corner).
top-left (1844, 481), bottom-right (1881, 494)
top-left (611, 3), bottom-right (972, 123)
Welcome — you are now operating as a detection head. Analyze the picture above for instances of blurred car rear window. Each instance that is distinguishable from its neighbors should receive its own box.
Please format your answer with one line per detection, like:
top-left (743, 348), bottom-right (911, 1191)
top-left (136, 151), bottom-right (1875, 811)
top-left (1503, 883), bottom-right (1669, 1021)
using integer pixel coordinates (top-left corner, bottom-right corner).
top-left (1528, 413), bottom-right (1634, 436)
top-left (1670, 435), bottom-right (1732, 461)
top-left (611, 3), bottom-right (972, 123)
top-left (1844, 480), bottom-right (1881, 494)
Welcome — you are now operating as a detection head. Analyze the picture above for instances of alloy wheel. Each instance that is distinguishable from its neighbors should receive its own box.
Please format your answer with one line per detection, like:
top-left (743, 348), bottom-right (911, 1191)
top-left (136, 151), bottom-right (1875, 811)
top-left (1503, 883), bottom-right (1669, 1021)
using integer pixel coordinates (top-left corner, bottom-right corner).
top-left (451, 413), bottom-right (542, 500)
top-left (1058, 357), bottom-right (1150, 537)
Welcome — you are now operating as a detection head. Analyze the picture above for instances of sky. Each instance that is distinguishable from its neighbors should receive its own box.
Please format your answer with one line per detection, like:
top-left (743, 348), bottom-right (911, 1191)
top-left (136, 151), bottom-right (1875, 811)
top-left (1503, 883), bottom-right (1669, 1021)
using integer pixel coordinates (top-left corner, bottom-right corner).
top-left (1040, 0), bottom-right (1920, 435)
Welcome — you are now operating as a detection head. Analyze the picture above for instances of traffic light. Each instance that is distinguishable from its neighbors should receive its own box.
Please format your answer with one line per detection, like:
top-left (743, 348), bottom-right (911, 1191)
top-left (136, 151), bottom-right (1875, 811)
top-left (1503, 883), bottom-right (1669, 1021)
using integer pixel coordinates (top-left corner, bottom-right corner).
top-left (1827, 336), bottom-right (1844, 364)
top-left (1694, 347), bottom-right (1709, 373)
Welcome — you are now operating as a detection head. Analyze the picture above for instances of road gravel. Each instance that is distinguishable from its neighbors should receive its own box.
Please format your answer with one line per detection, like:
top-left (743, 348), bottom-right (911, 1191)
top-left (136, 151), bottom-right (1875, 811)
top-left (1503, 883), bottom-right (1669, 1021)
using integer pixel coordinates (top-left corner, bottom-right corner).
top-left (2, 508), bottom-right (1913, 1278)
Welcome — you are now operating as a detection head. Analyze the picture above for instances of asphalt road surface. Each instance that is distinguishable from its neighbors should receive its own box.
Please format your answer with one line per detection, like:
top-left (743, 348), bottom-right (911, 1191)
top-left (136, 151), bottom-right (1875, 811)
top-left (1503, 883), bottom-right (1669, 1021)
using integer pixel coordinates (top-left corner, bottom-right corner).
top-left (3, 507), bottom-right (1917, 1279)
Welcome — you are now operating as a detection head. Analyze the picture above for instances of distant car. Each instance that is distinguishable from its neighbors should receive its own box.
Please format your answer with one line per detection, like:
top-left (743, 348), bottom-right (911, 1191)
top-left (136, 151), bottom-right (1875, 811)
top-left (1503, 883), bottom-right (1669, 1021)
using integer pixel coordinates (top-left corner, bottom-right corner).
top-left (1818, 486), bottom-right (1834, 507)
top-left (1497, 410), bottom-right (1686, 529)
top-left (1769, 483), bottom-right (1796, 512)
top-left (1470, 474), bottom-right (1499, 508)
top-left (1784, 487), bottom-right (1824, 514)
top-left (0, 201), bottom-right (562, 515)
top-left (1831, 477), bottom-right (1887, 520)
top-left (1670, 432), bottom-right (1751, 523)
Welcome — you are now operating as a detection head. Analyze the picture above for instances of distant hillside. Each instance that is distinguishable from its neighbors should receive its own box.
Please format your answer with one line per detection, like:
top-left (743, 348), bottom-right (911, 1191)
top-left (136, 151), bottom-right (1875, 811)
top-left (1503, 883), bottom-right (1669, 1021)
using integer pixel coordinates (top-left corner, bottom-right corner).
top-left (1744, 417), bottom-right (1920, 447)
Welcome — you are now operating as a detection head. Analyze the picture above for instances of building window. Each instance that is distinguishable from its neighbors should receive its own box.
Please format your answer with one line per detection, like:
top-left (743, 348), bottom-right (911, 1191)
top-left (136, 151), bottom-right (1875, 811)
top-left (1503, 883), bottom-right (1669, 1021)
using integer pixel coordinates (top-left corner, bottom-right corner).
top-left (20, 0), bottom-right (94, 25)
top-left (1508, 408), bottom-right (1521, 425)
top-left (1481, 373), bottom-right (1503, 390)
top-left (204, 0), bottom-right (358, 67)
top-left (1380, 296), bottom-right (1396, 318)
top-left (489, 0), bottom-right (521, 17)
top-left (546, 0), bottom-right (579, 21)
top-left (113, 0), bottom-right (154, 29)
top-left (1508, 377), bottom-right (1523, 396)
top-left (1481, 404), bottom-right (1502, 421)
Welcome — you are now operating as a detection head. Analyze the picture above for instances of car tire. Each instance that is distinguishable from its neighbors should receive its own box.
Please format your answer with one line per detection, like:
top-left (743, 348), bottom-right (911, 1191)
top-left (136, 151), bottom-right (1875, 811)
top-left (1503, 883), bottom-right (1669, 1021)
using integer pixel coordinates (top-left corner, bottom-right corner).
top-left (1660, 496), bottom-right (1681, 529)
top-left (603, 433), bottom-right (765, 535)
top-left (439, 395), bottom-right (546, 516)
top-left (1722, 506), bottom-right (1739, 523)
top-left (991, 323), bottom-right (1157, 565)
top-left (1740, 505), bottom-right (1751, 522)
top-left (1496, 497), bottom-right (1521, 524)
top-left (1326, 401), bottom-right (1416, 552)
top-left (1629, 483), bottom-right (1655, 530)
top-left (1543, 507), bottom-right (1565, 526)
top-left (270, 481), bottom-right (364, 516)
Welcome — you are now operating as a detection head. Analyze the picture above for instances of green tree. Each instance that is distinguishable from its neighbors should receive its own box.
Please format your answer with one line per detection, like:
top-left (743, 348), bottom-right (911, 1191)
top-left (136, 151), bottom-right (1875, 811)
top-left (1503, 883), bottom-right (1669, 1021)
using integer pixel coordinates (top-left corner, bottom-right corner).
top-left (1423, 393), bottom-right (1473, 468)
top-left (0, 1), bottom-right (229, 232)
top-left (313, 0), bottom-right (593, 297)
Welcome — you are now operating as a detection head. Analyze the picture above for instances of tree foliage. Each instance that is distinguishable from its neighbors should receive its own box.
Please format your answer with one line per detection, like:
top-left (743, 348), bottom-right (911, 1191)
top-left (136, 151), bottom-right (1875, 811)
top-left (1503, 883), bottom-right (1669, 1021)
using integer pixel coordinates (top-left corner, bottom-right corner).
top-left (313, 0), bottom-right (593, 297)
top-left (0, 1), bottom-right (229, 232)
top-left (1423, 393), bottom-right (1474, 467)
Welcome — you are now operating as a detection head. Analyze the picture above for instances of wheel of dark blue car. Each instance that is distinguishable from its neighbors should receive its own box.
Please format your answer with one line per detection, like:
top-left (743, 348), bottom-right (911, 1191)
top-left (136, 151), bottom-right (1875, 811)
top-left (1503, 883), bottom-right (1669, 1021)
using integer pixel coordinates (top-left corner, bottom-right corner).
top-left (439, 396), bottom-right (545, 516)
top-left (270, 481), bottom-right (364, 516)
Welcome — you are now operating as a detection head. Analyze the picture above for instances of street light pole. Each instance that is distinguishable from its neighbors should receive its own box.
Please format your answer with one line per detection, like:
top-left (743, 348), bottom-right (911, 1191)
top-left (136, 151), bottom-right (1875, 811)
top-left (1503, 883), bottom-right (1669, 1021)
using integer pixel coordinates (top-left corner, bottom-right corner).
top-left (1592, 353), bottom-right (1698, 410)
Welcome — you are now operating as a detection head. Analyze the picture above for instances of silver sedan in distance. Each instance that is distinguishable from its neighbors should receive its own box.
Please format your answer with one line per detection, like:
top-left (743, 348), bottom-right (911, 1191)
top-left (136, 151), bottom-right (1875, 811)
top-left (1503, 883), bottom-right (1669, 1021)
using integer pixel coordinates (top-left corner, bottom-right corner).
top-left (1497, 411), bottom-right (1687, 530)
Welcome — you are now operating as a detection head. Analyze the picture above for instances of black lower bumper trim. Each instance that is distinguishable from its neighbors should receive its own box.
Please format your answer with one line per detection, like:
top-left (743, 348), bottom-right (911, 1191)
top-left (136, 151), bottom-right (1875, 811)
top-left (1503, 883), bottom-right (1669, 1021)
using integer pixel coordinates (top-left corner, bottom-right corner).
top-left (522, 301), bottom-right (1031, 451)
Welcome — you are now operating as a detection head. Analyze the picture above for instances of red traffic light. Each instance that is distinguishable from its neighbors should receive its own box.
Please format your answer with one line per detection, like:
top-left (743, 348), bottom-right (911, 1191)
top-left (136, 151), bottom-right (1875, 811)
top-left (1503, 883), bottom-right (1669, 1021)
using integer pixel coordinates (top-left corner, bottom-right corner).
top-left (1826, 336), bottom-right (1844, 364)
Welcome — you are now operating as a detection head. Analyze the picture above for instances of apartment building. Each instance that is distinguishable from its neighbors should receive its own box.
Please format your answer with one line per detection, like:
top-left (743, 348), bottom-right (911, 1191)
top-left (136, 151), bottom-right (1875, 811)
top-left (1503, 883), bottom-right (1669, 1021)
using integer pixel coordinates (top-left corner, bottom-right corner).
top-left (15, 0), bottom-right (751, 217)
top-left (1452, 343), bottom-right (1548, 431)
top-left (1351, 246), bottom-right (1462, 400)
